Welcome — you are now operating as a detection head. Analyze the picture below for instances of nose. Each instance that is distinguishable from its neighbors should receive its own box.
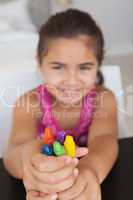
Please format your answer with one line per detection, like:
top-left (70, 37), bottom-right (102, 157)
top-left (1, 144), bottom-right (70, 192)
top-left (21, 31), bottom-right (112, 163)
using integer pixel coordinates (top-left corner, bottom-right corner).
top-left (66, 70), bottom-right (78, 88)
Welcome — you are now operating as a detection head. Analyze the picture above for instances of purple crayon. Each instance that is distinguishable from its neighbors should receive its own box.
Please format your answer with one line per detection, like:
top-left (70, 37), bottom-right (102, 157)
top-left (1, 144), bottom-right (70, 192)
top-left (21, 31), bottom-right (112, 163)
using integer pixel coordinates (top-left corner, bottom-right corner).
top-left (56, 131), bottom-right (66, 144)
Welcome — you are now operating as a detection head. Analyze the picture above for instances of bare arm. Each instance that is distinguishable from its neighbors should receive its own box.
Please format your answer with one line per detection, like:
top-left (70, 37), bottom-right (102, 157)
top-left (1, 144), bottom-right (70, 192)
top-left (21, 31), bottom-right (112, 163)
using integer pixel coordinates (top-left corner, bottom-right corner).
top-left (3, 91), bottom-right (42, 179)
top-left (78, 88), bottom-right (119, 184)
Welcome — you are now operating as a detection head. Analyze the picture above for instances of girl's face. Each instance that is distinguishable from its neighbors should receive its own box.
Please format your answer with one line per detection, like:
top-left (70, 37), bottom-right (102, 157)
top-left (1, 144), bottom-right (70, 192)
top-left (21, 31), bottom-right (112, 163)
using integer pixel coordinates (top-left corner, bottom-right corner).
top-left (38, 36), bottom-right (98, 106)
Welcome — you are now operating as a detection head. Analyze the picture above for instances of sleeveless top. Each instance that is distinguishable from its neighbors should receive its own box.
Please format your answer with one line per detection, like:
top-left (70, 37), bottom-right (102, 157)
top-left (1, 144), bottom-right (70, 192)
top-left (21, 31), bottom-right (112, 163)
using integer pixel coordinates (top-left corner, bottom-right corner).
top-left (36, 84), bottom-right (97, 147)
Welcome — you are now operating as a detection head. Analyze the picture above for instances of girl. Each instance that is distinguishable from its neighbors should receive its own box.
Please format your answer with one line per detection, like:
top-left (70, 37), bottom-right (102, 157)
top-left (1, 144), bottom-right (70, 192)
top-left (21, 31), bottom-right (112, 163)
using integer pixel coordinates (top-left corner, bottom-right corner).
top-left (3, 9), bottom-right (119, 200)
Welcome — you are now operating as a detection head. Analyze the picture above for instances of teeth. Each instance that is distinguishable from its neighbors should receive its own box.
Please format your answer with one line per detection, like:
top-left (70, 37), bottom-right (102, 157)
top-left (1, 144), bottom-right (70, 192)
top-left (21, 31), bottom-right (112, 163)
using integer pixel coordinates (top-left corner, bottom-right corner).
top-left (59, 87), bottom-right (80, 91)
top-left (58, 88), bottom-right (81, 99)
top-left (64, 92), bottom-right (80, 98)
top-left (62, 90), bottom-right (79, 93)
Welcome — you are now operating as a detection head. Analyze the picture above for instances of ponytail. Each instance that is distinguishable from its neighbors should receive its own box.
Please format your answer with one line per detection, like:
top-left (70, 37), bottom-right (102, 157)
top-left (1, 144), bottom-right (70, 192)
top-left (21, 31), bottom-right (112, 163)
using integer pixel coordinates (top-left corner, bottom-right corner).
top-left (96, 70), bottom-right (104, 85)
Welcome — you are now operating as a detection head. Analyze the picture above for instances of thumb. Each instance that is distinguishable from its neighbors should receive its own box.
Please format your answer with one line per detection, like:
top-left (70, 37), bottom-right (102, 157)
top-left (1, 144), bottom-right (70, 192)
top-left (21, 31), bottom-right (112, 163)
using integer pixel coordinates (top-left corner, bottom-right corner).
top-left (27, 190), bottom-right (40, 197)
top-left (75, 146), bottom-right (89, 158)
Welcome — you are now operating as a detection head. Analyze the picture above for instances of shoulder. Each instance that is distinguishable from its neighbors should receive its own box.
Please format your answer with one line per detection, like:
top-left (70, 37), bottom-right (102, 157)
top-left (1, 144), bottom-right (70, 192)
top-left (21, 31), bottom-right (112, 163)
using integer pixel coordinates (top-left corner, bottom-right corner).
top-left (94, 85), bottom-right (118, 112)
top-left (95, 85), bottom-right (117, 102)
top-left (88, 86), bottom-right (119, 145)
top-left (14, 87), bottom-right (42, 120)
top-left (15, 88), bottom-right (39, 106)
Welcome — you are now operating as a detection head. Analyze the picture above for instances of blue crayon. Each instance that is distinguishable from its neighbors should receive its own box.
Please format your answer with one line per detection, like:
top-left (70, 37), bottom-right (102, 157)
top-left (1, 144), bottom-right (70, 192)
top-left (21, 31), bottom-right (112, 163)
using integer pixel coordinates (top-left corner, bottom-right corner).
top-left (41, 144), bottom-right (54, 156)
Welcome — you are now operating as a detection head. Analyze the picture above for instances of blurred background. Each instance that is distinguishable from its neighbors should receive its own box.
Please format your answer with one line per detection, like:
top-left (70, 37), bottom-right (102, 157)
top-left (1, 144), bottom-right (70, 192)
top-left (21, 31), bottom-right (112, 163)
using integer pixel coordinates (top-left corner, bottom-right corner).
top-left (0, 0), bottom-right (133, 156)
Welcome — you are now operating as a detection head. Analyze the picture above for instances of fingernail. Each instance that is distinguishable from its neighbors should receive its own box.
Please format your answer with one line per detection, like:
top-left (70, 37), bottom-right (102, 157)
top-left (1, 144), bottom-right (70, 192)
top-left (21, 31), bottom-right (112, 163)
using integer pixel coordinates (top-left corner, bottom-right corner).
top-left (61, 156), bottom-right (72, 164)
top-left (73, 158), bottom-right (79, 165)
top-left (65, 157), bottom-right (72, 164)
top-left (51, 193), bottom-right (58, 200)
top-left (82, 147), bottom-right (89, 152)
top-left (83, 148), bottom-right (89, 153)
top-left (74, 168), bottom-right (79, 177)
top-left (33, 191), bottom-right (40, 197)
top-left (40, 192), bottom-right (45, 197)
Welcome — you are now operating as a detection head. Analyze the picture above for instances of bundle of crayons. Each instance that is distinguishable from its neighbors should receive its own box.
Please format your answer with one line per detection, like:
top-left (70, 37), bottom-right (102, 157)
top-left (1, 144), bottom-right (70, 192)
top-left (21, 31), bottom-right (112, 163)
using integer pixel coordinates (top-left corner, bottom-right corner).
top-left (41, 128), bottom-right (76, 157)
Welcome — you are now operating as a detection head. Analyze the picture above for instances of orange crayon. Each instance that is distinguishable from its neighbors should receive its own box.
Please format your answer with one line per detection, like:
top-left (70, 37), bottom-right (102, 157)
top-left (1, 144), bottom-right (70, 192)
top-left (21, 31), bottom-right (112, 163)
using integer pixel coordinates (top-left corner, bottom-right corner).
top-left (43, 127), bottom-right (56, 144)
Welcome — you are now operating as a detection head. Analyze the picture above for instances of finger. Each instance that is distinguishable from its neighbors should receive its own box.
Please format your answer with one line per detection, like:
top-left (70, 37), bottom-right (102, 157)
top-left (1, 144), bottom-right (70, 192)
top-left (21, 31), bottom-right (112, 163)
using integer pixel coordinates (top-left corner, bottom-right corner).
top-left (31, 153), bottom-right (77, 172)
top-left (73, 186), bottom-right (101, 200)
top-left (75, 146), bottom-right (89, 158)
top-left (39, 192), bottom-right (46, 197)
top-left (73, 193), bottom-right (86, 200)
top-left (26, 191), bottom-right (58, 200)
top-left (59, 177), bottom-right (101, 200)
top-left (30, 158), bottom-right (79, 184)
top-left (23, 165), bottom-right (37, 191)
top-left (36, 173), bottom-right (78, 194)
top-left (58, 173), bottom-right (85, 200)
top-left (26, 191), bottom-right (41, 200)
top-left (72, 184), bottom-right (90, 200)
top-left (73, 180), bottom-right (101, 200)
top-left (23, 179), bottom-right (36, 192)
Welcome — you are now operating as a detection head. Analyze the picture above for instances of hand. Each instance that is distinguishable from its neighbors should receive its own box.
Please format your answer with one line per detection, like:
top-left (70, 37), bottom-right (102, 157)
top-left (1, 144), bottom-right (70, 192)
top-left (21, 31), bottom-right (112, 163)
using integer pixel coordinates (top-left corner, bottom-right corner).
top-left (23, 141), bottom-right (88, 194)
top-left (21, 135), bottom-right (88, 194)
top-left (58, 167), bottom-right (101, 200)
top-left (26, 190), bottom-right (58, 200)
top-left (22, 138), bottom-right (78, 193)
top-left (22, 139), bottom-right (44, 192)
top-left (27, 145), bottom-right (88, 194)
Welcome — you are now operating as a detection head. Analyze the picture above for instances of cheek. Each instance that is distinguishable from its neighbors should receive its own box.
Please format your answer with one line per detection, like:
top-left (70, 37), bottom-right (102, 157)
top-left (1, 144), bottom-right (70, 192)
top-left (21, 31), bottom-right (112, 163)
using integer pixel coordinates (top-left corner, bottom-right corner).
top-left (80, 70), bottom-right (97, 86)
top-left (41, 68), bottom-right (62, 86)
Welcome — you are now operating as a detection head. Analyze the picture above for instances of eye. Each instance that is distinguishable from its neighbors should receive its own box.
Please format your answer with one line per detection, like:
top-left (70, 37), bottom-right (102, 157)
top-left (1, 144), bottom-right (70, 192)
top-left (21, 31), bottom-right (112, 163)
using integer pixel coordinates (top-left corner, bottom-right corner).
top-left (79, 65), bottom-right (91, 70)
top-left (52, 65), bottom-right (64, 70)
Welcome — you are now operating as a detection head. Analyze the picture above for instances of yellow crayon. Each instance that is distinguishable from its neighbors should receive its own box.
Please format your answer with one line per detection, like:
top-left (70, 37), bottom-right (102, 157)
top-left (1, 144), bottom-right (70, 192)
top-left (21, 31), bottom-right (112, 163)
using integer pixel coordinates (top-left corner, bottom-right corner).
top-left (64, 135), bottom-right (76, 157)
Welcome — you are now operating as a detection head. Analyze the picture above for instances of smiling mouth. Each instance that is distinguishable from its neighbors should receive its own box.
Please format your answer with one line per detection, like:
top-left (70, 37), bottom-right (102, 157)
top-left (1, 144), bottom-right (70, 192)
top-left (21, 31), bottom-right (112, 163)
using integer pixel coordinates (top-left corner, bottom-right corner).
top-left (58, 86), bottom-right (81, 92)
top-left (58, 88), bottom-right (81, 98)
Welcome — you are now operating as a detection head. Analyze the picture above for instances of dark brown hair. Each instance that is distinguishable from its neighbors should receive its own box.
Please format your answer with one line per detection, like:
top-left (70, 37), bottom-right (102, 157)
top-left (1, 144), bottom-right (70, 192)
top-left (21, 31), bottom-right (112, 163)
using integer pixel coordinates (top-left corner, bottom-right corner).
top-left (37, 9), bottom-right (105, 85)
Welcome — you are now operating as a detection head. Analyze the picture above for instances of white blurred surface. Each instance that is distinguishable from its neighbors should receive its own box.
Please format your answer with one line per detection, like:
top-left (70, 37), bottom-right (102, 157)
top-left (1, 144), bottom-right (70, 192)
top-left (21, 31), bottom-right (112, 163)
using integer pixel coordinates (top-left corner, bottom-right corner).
top-left (0, 0), bottom-right (36, 32)
top-left (0, 30), bottom-right (38, 71)
top-left (51, 0), bottom-right (133, 56)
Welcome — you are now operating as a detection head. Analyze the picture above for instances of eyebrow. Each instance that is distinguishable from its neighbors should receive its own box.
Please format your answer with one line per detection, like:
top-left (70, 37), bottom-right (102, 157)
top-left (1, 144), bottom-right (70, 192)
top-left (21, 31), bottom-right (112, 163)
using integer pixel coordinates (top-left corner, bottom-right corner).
top-left (48, 61), bottom-right (95, 66)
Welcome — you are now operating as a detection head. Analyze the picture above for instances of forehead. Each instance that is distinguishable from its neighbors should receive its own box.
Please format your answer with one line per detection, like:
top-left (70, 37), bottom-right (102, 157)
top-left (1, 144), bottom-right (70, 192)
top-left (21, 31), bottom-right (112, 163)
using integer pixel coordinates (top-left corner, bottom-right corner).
top-left (44, 36), bottom-right (96, 61)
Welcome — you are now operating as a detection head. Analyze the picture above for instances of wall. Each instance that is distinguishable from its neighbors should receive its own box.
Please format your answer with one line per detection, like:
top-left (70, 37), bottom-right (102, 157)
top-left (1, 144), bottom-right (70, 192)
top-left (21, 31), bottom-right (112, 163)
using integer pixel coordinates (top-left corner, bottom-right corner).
top-left (51, 0), bottom-right (133, 56)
